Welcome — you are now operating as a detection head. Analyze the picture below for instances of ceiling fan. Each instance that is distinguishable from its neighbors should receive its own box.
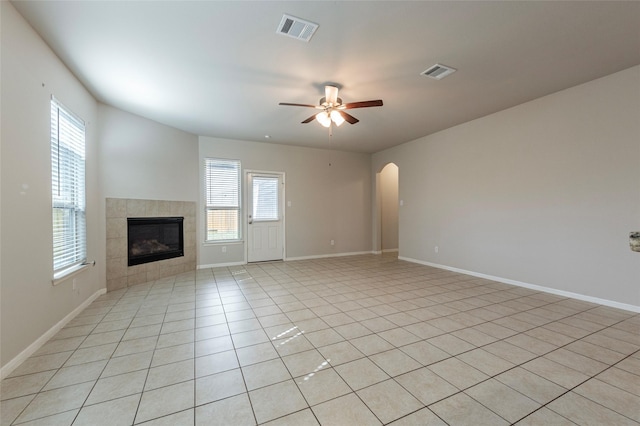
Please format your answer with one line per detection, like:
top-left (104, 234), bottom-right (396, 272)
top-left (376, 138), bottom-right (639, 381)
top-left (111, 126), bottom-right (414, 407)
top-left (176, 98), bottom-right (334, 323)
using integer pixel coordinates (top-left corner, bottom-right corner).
top-left (279, 85), bottom-right (383, 128)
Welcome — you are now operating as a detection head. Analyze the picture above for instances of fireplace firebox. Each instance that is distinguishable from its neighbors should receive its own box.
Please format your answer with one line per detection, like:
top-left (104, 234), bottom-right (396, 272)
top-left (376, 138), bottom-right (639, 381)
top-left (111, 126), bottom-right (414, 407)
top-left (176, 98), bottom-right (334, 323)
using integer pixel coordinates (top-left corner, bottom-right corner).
top-left (127, 217), bottom-right (184, 266)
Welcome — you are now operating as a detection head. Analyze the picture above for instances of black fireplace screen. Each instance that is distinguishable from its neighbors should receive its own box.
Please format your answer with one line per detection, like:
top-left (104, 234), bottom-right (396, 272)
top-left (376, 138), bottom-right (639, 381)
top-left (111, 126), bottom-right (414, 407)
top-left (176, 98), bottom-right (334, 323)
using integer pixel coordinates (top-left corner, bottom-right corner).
top-left (127, 217), bottom-right (184, 266)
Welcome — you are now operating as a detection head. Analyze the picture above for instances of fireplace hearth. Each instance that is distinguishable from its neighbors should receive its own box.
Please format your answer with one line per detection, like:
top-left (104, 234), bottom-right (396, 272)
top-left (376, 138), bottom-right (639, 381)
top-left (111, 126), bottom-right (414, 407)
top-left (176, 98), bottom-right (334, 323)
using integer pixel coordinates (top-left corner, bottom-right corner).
top-left (128, 217), bottom-right (184, 266)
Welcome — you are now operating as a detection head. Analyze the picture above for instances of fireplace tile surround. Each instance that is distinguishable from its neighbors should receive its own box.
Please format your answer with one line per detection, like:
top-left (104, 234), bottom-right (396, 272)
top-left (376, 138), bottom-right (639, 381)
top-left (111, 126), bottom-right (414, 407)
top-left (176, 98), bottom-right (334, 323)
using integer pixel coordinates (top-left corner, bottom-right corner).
top-left (106, 198), bottom-right (196, 292)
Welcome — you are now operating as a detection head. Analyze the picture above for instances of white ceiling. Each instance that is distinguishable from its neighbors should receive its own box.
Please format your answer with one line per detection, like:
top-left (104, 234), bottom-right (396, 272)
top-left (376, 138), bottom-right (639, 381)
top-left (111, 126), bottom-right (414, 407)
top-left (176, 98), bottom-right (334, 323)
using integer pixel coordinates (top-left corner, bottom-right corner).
top-left (12, 1), bottom-right (640, 153)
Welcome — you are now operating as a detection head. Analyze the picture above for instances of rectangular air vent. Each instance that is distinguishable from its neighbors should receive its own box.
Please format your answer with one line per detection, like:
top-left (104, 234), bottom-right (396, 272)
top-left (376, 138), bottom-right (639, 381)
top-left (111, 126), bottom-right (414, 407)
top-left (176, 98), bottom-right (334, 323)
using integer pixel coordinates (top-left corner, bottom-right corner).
top-left (421, 63), bottom-right (457, 80)
top-left (277, 14), bottom-right (319, 42)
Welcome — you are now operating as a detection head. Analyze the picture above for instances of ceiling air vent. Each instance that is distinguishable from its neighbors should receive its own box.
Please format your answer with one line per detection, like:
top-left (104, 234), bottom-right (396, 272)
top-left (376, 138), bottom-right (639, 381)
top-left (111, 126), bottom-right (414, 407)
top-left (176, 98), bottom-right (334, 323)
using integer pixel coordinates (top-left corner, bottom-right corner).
top-left (277, 14), bottom-right (319, 42)
top-left (421, 63), bottom-right (457, 80)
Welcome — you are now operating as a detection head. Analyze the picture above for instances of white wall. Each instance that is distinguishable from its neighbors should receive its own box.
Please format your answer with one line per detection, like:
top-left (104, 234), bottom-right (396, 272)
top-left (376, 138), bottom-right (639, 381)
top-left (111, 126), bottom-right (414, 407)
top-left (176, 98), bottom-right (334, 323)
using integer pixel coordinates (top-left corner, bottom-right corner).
top-left (1, 2), bottom-right (103, 370)
top-left (373, 66), bottom-right (640, 310)
top-left (199, 137), bottom-right (372, 266)
top-left (98, 104), bottom-right (198, 202)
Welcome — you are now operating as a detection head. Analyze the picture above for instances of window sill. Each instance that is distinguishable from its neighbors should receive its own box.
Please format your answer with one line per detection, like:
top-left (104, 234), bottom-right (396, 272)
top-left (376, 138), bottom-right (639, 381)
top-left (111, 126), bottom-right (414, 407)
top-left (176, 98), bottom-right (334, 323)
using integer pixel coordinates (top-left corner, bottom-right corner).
top-left (203, 241), bottom-right (244, 246)
top-left (52, 261), bottom-right (94, 286)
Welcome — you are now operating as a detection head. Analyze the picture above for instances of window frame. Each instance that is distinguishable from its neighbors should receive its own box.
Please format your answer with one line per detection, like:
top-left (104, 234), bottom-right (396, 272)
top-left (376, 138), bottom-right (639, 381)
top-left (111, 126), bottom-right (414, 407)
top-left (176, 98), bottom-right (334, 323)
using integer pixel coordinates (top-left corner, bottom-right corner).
top-left (204, 157), bottom-right (242, 243)
top-left (51, 96), bottom-right (87, 279)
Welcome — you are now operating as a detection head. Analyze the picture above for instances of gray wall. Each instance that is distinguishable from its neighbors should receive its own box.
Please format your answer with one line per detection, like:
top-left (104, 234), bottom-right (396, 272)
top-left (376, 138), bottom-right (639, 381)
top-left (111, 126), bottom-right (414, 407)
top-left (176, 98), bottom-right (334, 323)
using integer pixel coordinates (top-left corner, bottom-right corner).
top-left (1, 2), bottom-right (103, 369)
top-left (373, 66), bottom-right (640, 309)
top-left (98, 104), bottom-right (199, 203)
top-left (98, 110), bottom-right (373, 268)
top-left (199, 137), bottom-right (372, 266)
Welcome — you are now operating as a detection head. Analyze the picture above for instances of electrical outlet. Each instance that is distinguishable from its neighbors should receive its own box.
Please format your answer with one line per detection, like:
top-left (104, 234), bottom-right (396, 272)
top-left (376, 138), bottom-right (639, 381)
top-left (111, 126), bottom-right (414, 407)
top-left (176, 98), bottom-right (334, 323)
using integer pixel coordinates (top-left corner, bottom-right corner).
top-left (222, 246), bottom-right (227, 253)
top-left (330, 240), bottom-right (335, 246)
top-left (434, 246), bottom-right (439, 253)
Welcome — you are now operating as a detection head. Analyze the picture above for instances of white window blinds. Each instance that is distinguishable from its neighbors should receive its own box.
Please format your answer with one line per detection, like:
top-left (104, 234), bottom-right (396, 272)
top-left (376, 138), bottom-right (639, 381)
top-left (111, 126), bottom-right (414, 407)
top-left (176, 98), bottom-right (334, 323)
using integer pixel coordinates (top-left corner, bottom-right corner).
top-left (252, 176), bottom-right (279, 221)
top-left (205, 158), bottom-right (241, 241)
top-left (51, 97), bottom-right (87, 274)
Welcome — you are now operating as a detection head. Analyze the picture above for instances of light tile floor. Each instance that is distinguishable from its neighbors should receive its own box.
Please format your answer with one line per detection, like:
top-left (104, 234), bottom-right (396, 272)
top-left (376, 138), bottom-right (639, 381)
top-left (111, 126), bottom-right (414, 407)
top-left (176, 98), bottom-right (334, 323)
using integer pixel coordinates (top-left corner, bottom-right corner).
top-left (2, 255), bottom-right (639, 425)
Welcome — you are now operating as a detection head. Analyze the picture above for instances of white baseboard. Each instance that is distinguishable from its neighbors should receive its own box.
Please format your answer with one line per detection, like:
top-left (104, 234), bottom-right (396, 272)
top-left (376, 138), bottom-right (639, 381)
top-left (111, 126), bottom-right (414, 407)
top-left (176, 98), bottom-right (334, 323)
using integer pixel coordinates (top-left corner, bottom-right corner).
top-left (382, 248), bottom-right (399, 253)
top-left (1, 288), bottom-right (107, 380)
top-left (399, 256), bottom-right (640, 314)
top-left (198, 251), bottom-right (378, 268)
top-left (285, 251), bottom-right (375, 261)
top-left (197, 261), bottom-right (247, 269)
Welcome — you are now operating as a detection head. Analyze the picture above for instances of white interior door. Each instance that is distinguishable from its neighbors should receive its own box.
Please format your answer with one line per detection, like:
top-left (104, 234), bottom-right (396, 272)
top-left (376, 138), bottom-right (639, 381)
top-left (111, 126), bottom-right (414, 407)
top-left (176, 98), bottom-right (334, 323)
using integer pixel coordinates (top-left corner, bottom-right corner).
top-left (247, 172), bottom-right (284, 262)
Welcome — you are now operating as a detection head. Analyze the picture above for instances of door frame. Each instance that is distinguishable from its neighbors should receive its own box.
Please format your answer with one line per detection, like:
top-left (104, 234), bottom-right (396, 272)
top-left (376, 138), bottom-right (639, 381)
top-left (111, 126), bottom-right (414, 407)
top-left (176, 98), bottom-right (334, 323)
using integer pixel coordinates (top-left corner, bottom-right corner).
top-left (245, 170), bottom-right (286, 262)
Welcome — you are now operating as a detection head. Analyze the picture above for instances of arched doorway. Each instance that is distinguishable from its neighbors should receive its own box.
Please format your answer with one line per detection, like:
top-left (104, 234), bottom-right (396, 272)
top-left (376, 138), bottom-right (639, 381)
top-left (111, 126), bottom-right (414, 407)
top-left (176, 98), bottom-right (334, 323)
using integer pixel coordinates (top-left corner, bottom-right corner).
top-left (378, 163), bottom-right (399, 256)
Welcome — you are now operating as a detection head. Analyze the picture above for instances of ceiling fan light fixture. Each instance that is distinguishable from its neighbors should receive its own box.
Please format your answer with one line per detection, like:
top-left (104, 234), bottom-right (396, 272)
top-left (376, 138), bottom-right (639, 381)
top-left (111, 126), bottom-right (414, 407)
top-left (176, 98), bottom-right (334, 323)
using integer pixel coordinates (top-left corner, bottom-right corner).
top-left (330, 110), bottom-right (345, 126)
top-left (316, 111), bottom-right (331, 127)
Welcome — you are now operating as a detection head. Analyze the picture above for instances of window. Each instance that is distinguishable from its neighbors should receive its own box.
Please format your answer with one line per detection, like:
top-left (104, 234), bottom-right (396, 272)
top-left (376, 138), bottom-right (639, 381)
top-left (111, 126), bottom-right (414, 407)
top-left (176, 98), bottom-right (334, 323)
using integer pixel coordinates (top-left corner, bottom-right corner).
top-left (205, 158), bottom-right (241, 241)
top-left (252, 176), bottom-right (279, 221)
top-left (51, 97), bottom-right (86, 275)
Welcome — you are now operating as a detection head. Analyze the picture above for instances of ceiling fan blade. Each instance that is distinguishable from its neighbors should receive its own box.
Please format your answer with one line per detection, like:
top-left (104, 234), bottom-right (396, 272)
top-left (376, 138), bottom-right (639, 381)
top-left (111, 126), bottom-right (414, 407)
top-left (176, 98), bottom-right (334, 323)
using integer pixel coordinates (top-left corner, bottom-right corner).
top-left (338, 111), bottom-right (359, 124)
top-left (301, 114), bottom-right (317, 124)
top-left (279, 102), bottom-right (318, 108)
top-left (280, 102), bottom-right (325, 110)
top-left (343, 100), bottom-right (384, 109)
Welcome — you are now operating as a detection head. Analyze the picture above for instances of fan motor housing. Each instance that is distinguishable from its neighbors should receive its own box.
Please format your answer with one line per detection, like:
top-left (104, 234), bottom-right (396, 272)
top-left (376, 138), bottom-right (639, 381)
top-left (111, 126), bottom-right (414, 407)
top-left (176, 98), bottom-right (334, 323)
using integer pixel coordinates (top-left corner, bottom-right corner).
top-left (320, 97), bottom-right (342, 107)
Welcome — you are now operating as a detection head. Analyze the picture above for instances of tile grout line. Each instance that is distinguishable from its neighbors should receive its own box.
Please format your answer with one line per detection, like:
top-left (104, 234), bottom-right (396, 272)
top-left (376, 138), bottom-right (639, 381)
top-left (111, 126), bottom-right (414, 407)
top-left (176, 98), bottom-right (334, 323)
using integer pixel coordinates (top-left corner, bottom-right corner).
top-left (510, 347), bottom-right (640, 425)
top-left (3, 256), bottom-right (638, 425)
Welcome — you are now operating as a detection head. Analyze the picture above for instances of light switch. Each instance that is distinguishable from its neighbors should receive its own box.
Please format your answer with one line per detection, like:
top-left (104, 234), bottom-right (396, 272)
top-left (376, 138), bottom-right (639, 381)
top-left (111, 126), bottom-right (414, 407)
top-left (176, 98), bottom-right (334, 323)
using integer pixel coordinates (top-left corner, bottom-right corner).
top-left (287, 201), bottom-right (291, 207)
